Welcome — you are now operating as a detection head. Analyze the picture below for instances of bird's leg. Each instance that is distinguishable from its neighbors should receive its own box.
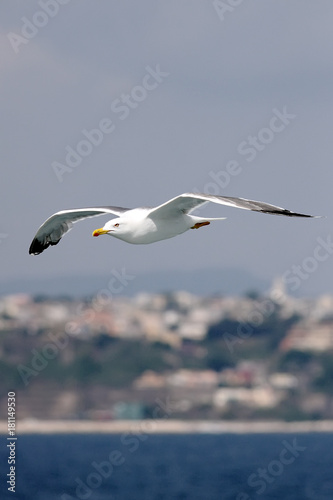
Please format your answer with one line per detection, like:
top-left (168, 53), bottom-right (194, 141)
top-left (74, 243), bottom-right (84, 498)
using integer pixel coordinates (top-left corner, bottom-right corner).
top-left (190, 221), bottom-right (210, 229)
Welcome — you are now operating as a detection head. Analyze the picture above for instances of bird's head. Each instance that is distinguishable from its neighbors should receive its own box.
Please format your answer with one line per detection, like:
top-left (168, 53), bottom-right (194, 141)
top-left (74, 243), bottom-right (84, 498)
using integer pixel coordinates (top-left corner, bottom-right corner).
top-left (92, 218), bottom-right (126, 238)
top-left (92, 209), bottom-right (152, 243)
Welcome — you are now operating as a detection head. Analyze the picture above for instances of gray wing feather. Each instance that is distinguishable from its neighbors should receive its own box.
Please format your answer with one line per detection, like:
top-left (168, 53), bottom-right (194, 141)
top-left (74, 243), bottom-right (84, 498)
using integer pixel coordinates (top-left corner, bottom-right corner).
top-left (148, 192), bottom-right (318, 219)
top-left (29, 206), bottom-right (131, 255)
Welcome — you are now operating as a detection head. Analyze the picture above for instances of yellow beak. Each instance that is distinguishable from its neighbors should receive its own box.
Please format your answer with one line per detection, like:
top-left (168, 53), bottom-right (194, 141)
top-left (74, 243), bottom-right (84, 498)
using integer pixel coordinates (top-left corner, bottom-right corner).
top-left (92, 228), bottom-right (110, 237)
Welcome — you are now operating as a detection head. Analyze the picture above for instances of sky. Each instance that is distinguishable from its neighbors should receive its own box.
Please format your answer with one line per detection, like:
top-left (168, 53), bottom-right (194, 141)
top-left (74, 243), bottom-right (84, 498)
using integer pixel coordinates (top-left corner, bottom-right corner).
top-left (1, 0), bottom-right (333, 297)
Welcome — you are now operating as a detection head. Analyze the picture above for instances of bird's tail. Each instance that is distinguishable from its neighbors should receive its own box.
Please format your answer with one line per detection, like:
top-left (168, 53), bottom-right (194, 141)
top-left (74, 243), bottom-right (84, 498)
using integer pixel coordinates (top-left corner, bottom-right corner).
top-left (192, 216), bottom-right (227, 222)
top-left (206, 217), bottom-right (227, 221)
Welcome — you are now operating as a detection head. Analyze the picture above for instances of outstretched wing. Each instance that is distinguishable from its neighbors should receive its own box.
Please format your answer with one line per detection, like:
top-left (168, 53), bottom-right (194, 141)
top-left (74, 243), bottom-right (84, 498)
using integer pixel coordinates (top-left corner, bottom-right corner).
top-left (148, 193), bottom-right (319, 219)
top-left (29, 206), bottom-right (130, 255)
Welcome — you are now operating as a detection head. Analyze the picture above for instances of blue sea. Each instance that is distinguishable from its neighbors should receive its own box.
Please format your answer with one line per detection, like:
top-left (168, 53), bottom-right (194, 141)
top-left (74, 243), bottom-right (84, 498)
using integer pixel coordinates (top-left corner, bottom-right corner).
top-left (1, 433), bottom-right (333, 500)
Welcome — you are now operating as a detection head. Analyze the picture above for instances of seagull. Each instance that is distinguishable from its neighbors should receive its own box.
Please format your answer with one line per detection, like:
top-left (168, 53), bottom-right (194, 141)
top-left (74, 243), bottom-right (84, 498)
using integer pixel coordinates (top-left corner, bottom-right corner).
top-left (29, 192), bottom-right (319, 255)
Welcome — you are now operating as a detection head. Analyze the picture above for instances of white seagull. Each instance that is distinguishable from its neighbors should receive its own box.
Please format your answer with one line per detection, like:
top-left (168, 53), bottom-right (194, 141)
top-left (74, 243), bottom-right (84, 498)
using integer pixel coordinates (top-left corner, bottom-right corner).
top-left (29, 192), bottom-right (319, 255)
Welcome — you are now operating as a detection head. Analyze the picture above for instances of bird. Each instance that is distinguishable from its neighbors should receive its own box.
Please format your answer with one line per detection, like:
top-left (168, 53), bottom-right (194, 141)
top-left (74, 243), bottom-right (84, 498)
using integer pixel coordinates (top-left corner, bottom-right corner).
top-left (29, 192), bottom-right (320, 255)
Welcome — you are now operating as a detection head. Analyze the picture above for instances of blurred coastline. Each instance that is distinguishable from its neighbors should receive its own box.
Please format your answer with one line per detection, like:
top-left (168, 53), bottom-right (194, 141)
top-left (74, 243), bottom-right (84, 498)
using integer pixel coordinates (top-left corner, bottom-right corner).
top-left (2, 419), bottom-right (333, 435)
top-left (2, 279), bottom-right (333, 423)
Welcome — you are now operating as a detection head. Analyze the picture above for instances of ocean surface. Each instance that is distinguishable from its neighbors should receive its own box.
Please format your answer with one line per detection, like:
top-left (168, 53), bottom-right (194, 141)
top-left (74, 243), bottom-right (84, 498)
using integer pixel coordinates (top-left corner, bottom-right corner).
top-left (1, 433), bottom-right (333, 500)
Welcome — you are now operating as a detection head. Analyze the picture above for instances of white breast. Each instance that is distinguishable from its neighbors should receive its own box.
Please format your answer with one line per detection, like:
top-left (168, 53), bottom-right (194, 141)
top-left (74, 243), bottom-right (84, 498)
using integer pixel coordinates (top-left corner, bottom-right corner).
top-left (113, 211), bottom-right (191, 245)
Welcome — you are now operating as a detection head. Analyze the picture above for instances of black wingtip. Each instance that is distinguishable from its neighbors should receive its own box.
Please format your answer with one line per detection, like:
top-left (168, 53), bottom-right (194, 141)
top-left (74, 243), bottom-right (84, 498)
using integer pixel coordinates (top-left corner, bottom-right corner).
top-left (29, 238), bottom-right (60, 255)
top-left (28, 241), bottom-right (39, 255)
top-left (264, 209), bottom-right (320, 218)
top-left (29, 239), bottom-right (47, 255)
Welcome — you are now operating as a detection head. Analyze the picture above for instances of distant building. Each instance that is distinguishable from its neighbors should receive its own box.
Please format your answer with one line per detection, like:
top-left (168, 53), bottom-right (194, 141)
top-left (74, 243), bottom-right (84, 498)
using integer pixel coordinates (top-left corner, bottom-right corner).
top-left (133, 371), bottom-right (167, 389)
top-left (213, 386), bottom-right (282, 410)
top-left (281, 321), bottom-right (333, 352)
top-left (167, 369), bottom-right (219, 388)
top-left (269, 373), bottom-right (298, 389)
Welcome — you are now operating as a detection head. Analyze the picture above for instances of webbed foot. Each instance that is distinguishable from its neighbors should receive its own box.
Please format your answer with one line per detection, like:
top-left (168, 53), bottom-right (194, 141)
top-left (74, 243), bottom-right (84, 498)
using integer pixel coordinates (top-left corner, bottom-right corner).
top-left (190, 221), bottom-right (210, 229)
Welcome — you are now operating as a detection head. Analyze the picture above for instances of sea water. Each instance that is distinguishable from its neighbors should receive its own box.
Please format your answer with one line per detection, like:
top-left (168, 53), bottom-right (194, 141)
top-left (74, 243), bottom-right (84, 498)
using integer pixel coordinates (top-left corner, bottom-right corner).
top-left (1, 433), bottom-right (332, 500)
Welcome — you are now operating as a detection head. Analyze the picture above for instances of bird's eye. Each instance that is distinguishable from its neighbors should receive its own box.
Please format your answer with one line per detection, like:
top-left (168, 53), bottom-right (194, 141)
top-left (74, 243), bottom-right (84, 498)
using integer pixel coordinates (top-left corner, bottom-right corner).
top-left (114, 223), bottom-right (119, 227)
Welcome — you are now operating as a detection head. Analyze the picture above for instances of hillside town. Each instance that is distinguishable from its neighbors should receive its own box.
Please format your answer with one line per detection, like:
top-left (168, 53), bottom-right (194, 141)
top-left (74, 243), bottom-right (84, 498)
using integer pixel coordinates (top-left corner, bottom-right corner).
top-left (1, 278), bottom-right (333, 421)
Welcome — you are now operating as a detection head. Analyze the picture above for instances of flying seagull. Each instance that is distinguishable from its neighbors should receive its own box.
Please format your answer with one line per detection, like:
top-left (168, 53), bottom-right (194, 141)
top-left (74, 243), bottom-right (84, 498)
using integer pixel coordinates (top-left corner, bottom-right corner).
top-left (29, 192), bottom-right (319, 255)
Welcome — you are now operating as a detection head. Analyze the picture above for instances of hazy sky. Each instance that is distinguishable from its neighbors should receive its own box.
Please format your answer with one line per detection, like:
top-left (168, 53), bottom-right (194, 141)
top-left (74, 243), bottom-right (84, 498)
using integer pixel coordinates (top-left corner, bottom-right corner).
top-left (1, 1), bottom-right (333, 296)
